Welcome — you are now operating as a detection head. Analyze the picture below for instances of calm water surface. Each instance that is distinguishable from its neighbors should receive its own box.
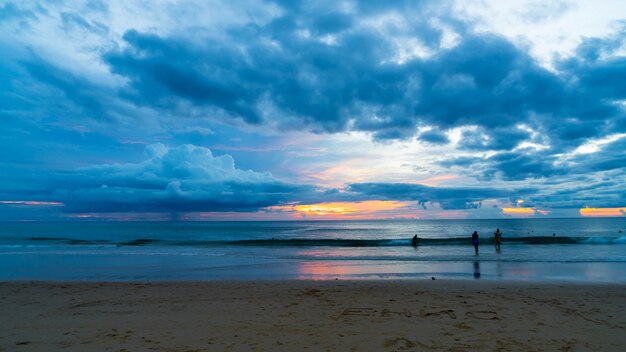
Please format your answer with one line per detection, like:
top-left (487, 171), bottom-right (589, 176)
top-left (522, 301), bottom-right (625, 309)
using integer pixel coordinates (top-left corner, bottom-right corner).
top-left (1, 218), bottom-right (625, 282)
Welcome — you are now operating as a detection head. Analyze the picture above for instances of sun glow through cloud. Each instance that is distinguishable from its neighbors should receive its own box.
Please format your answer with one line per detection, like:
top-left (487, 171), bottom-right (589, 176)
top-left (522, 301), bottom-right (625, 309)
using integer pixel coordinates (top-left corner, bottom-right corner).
top-left (269, 201), bottom-right (415, 220)
top-left (502, 207), bottom-right (537, 216)
top-left (579, 208), bottom-right (626, 217)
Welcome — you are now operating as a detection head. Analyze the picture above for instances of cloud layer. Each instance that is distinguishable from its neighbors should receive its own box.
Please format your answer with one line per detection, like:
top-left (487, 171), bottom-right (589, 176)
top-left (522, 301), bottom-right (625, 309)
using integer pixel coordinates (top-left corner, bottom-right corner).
top-left (0, 0), bottom-right (625, 219)
top-left (97, 4), bottom-right (625, 148)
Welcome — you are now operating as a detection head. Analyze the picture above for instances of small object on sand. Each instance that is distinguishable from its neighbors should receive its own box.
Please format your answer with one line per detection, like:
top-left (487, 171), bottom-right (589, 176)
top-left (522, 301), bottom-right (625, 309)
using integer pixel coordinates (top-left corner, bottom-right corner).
top-left (431, 277), bottom-right (435, 280)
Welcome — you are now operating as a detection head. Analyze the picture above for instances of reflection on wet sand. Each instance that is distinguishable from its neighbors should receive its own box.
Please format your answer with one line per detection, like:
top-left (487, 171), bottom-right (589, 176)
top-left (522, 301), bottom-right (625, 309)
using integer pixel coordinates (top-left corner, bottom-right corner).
top-left (473, 260), bottom-right (481, 279)
top-left (289, 258), bottom-right (626, 282)
top-left (296, 261), bottom-right (353, 280)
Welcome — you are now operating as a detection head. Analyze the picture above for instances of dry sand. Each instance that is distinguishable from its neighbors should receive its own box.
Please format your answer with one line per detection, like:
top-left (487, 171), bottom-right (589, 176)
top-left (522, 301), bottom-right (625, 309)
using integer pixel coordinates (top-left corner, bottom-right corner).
top-left (1, 280), bottom-right (625, 351)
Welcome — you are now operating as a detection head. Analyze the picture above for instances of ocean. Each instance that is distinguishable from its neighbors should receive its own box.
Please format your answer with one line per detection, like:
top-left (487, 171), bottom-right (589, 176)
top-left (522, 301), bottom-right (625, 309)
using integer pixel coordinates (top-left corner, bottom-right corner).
top-left (1, 218), bottom-right (625, 282)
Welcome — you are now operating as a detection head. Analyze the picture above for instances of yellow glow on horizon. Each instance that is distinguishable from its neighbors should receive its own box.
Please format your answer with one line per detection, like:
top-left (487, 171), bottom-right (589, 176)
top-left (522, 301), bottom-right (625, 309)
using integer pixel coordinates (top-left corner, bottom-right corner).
top-left (502, 207), bottom-right (536, 216)
top-left (579, 207), bottom-right (626, 217)
top-left (270, 201), bottom-right (414, 219)
top-left (294, 201), bottom-right (408, 216)
top-left (294, 204), bottom-right (350, 215)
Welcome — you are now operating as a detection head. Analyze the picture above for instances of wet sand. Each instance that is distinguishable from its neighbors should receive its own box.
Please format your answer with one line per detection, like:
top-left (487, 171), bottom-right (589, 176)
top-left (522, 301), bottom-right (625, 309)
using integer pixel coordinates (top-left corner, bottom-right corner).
top-left (1, 280), bottom-right (625, 351)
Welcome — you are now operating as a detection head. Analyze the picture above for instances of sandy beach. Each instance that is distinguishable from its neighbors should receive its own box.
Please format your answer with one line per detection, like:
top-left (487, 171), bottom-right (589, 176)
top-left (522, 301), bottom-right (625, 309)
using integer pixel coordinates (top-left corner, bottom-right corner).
top-left (1, 281), bottom-right (625, 351)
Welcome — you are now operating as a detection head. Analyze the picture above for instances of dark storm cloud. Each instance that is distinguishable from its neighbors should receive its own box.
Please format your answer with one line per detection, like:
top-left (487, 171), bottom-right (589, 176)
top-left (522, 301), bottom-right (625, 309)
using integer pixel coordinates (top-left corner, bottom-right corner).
top-left (95, 1), bottom-right (624, 153)
top-left (524, 176), bottom-right (626, 209)
top-left (418, 129), bottom-right (449, 145)
top-left (414, 35), bottom-right (561, 127)
top-left (10, 0), bottom-right (624, 152)
top-left (104, 30), bottom-right (263, 124)
top-left (445, 130), bottom-right (626, 182)
top-left (95, 2), bottom-right (477, 137)
top-left (484, 151), bottom-right (563, 181)
top-left (443, 150), bottom-right (564, 181)
top-left (457, 127), bottom-right (531, 151)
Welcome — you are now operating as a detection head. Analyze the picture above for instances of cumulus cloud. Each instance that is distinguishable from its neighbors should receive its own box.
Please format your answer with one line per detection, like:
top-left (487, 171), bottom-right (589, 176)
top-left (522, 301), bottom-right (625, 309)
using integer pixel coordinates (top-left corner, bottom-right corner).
top-left (46, 143), bottom-right (314, 213)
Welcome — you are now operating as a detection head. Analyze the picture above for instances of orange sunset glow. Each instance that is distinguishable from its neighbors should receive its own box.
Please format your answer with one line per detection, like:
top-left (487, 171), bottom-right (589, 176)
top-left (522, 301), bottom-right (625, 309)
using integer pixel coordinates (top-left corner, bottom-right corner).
top-left (501, 207), bottom-right (536, 216)
top-left (579, 207), bottom-right (626, 217)
top-left (270, 201), bottom-right (415, 219)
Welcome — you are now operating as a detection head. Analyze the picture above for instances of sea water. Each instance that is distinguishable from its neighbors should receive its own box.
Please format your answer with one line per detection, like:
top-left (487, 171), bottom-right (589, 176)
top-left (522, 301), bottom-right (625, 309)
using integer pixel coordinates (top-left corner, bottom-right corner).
top-left (1, 218), bottom-right (625, 282)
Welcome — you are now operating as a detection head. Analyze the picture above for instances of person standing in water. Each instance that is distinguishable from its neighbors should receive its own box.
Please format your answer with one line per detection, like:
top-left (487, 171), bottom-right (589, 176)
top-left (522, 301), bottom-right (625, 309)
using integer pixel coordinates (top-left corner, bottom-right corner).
top-left (494, 228), bottom-right (502, 251)
top-left (412, 234), bottom-right (419, 247)
top-left (472, 231), bottom-right (479, 255)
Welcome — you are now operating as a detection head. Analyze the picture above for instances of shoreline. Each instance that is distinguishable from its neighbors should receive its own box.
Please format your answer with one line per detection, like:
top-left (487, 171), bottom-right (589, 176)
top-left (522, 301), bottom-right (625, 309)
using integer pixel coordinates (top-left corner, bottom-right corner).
top-left (2, 280), bottom-right (625, 351)
top-left (3, 257), bottom-right (626, 283)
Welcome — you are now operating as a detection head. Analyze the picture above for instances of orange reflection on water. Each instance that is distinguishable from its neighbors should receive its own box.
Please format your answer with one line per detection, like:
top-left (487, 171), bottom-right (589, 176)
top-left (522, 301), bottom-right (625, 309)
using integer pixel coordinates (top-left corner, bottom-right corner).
top-left (579, 207), bottom-right (626, 217)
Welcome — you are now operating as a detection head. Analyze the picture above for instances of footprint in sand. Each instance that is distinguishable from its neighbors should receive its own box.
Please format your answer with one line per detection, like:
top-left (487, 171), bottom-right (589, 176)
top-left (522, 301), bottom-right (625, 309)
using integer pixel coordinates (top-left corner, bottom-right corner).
top-left (419, 309), bottom-right (457, 319)
top-left (384, 337), bottom-right (416, 350)
top-left (302, 288), bottom-right (322, 297)
top-left (340, 307), bottom-right (376, 317)
top-left (455, 322), bottom-right (474, 331)
top-left (466, 310), bottom-right (500, 320)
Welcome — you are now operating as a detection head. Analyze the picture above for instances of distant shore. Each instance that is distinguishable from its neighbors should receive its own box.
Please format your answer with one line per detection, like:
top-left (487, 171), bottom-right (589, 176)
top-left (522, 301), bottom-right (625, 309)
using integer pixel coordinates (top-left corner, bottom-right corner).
top-left (2, 280), bottom-right (625, 351)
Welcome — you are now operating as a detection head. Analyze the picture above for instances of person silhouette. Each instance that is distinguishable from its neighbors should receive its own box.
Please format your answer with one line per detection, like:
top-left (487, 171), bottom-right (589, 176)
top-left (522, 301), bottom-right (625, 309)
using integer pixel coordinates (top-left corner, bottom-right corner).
top-left (472, 231), bottom-right (479, 255)
top-left (411, 234), bottom-right (419, 247)
top-left (494, 228), bottom-right (502, 251)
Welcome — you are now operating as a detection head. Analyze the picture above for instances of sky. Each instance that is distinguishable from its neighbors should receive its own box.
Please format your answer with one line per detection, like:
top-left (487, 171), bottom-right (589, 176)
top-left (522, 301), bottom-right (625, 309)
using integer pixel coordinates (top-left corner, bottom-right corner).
top-left (0, 0), bottom-right (625, 221)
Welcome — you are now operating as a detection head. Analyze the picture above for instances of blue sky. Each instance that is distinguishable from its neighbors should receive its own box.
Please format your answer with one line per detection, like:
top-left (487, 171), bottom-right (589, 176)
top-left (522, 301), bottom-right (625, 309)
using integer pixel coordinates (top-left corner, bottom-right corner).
top-left (1, 0), bottom-right (625, 220)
